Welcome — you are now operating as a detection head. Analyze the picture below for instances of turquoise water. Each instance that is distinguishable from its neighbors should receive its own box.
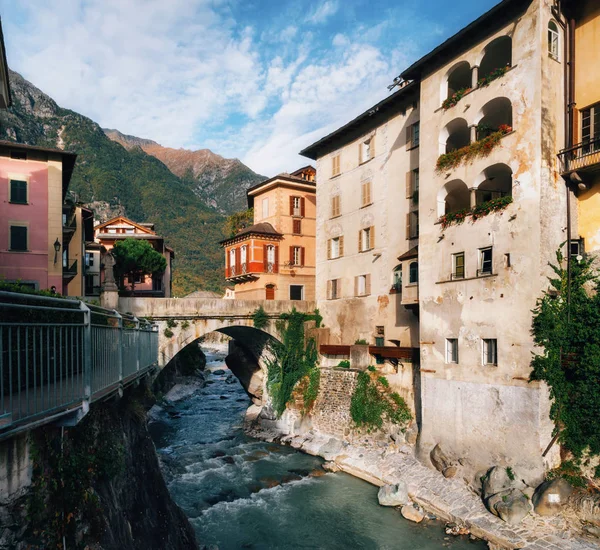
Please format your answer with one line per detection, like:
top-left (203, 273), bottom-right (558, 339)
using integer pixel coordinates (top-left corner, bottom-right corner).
top-left (149, 352), bottom-right (486, 550)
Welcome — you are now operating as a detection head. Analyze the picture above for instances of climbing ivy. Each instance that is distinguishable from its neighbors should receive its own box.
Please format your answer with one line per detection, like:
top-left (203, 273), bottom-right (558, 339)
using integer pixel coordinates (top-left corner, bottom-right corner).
top-left (530, 248), bottom-right (600, 457)
top-left (252, 305), bottom-right (269, 329)
top-left (350, 370), bottom-right (412, 430)
top-left (265, 308), bottom-right (318, 417)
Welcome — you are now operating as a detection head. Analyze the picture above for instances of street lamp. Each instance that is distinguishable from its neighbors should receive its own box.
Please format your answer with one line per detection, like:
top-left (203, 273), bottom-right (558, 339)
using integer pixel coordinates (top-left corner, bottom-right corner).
top-left (53, 238), bottom-right (61, 264)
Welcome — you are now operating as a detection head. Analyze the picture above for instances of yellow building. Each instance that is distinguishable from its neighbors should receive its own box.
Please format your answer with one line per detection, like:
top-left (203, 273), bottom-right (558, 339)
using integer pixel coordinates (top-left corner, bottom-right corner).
top-left (558, 0), bottom-right (600, 254)
top-left (221, 166), bottom-right (316, 301)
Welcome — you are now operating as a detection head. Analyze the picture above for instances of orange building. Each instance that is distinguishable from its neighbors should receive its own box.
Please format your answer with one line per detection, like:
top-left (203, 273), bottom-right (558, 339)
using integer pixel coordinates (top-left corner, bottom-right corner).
top-left (221, 166), bottom-right (316, 300)
top-left (94, 216), bottom-right (174, 297)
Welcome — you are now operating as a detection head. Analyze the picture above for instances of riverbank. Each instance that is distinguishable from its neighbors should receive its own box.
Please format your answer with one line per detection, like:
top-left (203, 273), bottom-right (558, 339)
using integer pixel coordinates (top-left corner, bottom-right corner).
top-left (245, 421), bottom-right (599, 550)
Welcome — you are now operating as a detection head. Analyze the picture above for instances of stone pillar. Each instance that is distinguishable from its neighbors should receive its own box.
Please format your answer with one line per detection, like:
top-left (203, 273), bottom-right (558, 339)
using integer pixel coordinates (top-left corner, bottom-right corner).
top-left (469, 124), bottom-right (477, 144)
top-left (350, 344), bottom-right (371, 371)
top-left (101, 252), bottom-right (119, 310)
top-left (470, 188), bottom-right (477, 208)
top-left (471, 65), bottom-right (479, 88)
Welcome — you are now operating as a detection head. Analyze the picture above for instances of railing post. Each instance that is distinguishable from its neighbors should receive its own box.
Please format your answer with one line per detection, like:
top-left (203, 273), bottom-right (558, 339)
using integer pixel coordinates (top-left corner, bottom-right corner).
top-left (79, 301), bottom-right (92, 400)
top-left (113, 310), bottom-right (123, 383)
top-left (133, 316), bottom-right (140, 373)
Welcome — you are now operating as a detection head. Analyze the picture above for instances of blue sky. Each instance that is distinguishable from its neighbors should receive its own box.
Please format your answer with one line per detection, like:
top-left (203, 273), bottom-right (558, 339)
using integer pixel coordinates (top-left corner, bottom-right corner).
top-left (0, 0), bottom-right (499, 176)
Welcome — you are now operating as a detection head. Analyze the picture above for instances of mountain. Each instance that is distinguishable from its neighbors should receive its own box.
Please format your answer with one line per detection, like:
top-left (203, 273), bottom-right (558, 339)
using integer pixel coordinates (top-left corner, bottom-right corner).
top-left (0, 69), bottom-right (227, 295)
top-left (103, 129), bottom-right (265, 214)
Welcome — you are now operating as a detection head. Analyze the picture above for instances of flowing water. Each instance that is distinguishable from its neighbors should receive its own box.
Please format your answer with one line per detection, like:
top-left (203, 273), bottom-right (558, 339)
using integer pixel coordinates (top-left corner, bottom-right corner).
top-left (149, 350), bottom-right (487, 550)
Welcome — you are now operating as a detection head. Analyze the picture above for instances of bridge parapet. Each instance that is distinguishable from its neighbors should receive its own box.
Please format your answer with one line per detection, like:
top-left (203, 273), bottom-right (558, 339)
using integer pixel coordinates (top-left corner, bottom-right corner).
top-left (119, 298), bottom-right (317, 320)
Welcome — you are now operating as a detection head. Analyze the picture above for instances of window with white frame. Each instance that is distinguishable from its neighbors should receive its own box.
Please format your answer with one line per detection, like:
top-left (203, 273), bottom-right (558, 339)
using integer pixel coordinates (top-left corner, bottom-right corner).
top-left (292, 246), bottom-right (302, 266)
top-left (548, 21), bottom-right (559, 60)
top-left (359, 226), bottom-right (373, 252)
top-left (328, 278), bottom-right (340, 300)
top-left (229, 248), bottom-right (236, 267)
top-left (262, 198), bottom-right (269, 219)
top-left (479, 247), bottom-right (493, 275)
top-left (355, 274), bottom-right (370, 296)
top-left (330, 236), bottom-right (342, 259)
top-left (266, 245), bottom-right (275, 272)
top-left (446, 338), bottom-right (458, 364)
top-left (482, 338), bottom-right (498, 366)
top-left (85, 252), bottom-right (94, 268)
top-left (240, 245), bottom-right (247, 266)
top-left (292, 196), bottom-right (301, 216)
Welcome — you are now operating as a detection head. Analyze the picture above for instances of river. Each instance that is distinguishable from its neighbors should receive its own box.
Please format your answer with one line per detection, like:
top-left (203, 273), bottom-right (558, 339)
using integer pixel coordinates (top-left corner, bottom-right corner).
top-left (148, 349), bottom-right (487, 550)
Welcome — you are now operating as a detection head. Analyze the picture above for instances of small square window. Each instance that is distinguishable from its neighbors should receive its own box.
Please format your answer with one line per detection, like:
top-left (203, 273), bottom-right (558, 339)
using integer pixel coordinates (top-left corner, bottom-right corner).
top-left (570, 239), bottom-right (584, 257)
top-left (482, 338), bottom-right (498, 366)
top-left (290, 285), bottom-right (304, 300)
top-left (446, 338), bottom-right (458, 364)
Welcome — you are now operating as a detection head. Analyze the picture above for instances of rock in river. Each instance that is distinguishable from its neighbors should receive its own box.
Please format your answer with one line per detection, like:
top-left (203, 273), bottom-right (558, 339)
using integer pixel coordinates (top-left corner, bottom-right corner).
top-left (378, 482), bottom-right (409, 507)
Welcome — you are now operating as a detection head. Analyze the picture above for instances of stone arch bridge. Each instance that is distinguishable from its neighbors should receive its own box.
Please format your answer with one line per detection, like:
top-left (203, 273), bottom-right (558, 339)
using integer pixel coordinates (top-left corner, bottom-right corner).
top-left (118, 297), bottom-right (317, 403)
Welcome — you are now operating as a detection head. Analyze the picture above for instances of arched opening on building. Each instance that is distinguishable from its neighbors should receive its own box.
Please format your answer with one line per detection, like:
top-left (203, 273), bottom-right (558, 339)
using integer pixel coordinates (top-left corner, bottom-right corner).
top-left (444, 61), bottom-right (471, 102)
top-left (437, 179), bottom-right (470, 217)
top-left (476, 97), bottom-right (513, 139)
top-left (441, 118), bottom-right (470, 154)
top-left (474, 163), bottom-right (513, 205)
top-left (548, 20), bottom-right (559, 60)
top-left (265, 284), bottom-right (276, 300)
top-left (392, 264), bottom-right (402, 292)
top-left (479, 35), bottom-right (512, 80)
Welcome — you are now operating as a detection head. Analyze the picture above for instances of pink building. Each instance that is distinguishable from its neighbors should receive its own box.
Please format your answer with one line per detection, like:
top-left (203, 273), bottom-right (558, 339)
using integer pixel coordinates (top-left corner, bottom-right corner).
top-left (0, 141), bottom-right (76, 291)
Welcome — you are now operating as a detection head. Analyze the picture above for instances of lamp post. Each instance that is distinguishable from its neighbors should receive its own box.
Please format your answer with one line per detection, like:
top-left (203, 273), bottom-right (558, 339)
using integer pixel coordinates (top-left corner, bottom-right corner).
top-left (53, 238), bottom-right (61, 265)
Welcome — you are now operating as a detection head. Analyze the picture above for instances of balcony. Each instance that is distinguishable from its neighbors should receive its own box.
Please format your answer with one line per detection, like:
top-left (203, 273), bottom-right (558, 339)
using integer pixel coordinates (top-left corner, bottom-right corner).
top-left (62, 214), bottom-right (76, 246)
top-left (62, 259), bottom-right (78, 280)
top-left (558, 137), bottom-right (600, 176)
top-left (226, 263), bottom-right (260, 283)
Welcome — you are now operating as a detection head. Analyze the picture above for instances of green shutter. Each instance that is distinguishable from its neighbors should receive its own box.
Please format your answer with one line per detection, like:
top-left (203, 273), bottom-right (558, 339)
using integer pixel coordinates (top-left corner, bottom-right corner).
top-left (10, 180), bottom-right (27, 204)
top-left (10, 226), bottom-right (27, 251)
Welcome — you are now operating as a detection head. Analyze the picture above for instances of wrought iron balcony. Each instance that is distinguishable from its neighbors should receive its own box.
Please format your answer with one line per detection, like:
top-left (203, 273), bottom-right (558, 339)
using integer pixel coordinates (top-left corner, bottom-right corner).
top-left (63, 259), bottom-right (78, 279)
top-left (558, 137), bottom-right (600, 175)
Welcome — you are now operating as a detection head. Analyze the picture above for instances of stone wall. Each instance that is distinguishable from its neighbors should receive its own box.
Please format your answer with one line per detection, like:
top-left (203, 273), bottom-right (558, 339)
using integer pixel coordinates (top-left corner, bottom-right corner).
top-left (310, 368), bottom-right (358, 438)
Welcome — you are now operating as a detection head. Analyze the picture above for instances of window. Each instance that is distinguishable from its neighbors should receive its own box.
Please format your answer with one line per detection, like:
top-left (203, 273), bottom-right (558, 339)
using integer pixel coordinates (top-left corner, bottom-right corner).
top-left (266, 284), bottom-right (275, 300)
top-left (63, 249), bottom-right (68, 268)
top-left (548, 21), bottom-right (559, 60)
top-left (9, 180), bottom-right (27, 204)
top-left (10, 151), bottom-right (26, 160)
top-left (407, 122), bottom-right (420, 148)
top-left (290, 196), bottom-right (304, 217)
top-left (290, 285), bottom-right (304, 300)
top-left (446, 339), bottom-right (458, 364)
top-left (332, 154), bottom-right (341, 177)
top-left (290, 246), bottom-right (304, 266)
top-left (331, 194), bottom-right (341, 218)
top-left (392, 265), bottom-right (402, 292)
top-left (360, 137), bottom-right (373, 163)
top-left (406, 211), bottom-right (419, 239)
top-left (359, 226), bottom-right (374, 252)
top-left (262, 198), bottom-right (269, 219)
top-left (361, 181), bottom-right (372, 207)
top-left (479, 247), bottom-right (493, 275)
top-left (453, 252), bottom-right (465, 279)
top-left (85, 252), bottom-right (94, 268)
top-left (293, 219), bottom-right (302, 234)
top-left (581, 103), bottom-right (600, 152)
top-left (355, 274), bottom-right (371, 296)
top-left (9, 225), bottom-right (27, 251)
top-left (482, 338), bottom-right (498, 366)
top-left (240, 245), bottom-right (247, 266)
top-left (570, 239), bottom-right (584, 257)
top-left (328, 236), bottom-right (343, 259)
top-left (229, 248), bottom-right (236, 267)
top-left (328, 279), bottom-right (340, 299)
top-left (409, 261), bottom-right (418, 284)
top-left (265, 244), bottom-right (276, 272)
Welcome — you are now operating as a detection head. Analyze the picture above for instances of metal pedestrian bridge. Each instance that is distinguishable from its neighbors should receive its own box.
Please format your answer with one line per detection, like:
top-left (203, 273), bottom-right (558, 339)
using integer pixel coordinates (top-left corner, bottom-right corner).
top-left (0, 291), bottom-right (159, 441)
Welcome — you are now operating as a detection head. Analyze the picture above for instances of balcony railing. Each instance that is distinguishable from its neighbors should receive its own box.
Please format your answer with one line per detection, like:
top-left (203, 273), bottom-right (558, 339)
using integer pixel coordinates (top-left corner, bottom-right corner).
top-left (0, 291), bottom-right (158, 440)
top-left (63, 259), bottom-right (78, 279)
top-left (559, 137), bottom-right (600, 174)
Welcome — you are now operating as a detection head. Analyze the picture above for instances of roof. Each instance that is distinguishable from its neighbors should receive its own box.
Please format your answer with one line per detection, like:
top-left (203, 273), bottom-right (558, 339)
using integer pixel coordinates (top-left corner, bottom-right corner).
top-left (401, 0), bottom-right (532, 81)
top-left (184, 290), bottom-right (221, 299)
top-left (397, 246), bottom-right (418, 261)
top-left (300, 81), bottom-right (419, 160)
top-left (0, 140), bottom-right (77, 198)
top-left (290, 165), bottom-right (316, 177)
top-left (0, 18), bottom-right (11, 108)
top-left (220, 222), bottom-right (283, 245)
top-left (94, 216), bottom-right (156, 235)
top-left (246, 173), bottom-right (316, 208)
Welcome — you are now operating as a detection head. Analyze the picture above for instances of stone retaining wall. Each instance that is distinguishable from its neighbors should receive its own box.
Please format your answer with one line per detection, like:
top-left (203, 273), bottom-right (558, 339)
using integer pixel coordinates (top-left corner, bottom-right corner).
top-left (310, 368), bottom-right (358, 437)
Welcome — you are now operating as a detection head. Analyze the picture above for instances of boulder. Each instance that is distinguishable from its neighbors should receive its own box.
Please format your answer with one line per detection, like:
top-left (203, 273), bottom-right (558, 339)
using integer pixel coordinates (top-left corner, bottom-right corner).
top-left (405, 424), bottom-right (418, 445)
top-left (443, 466), bottom-right (458, 479)
top-left (430, 444), bottom-right (452, 473)
top-left (489, 489), bottom-right (532, 525)
top-left (532, 478), bottom-right (573, 516)
top-left (377, 482), bottom-right (410, 507)
top-left (482, 466), bottom-right (525, 499)
top-left (318, 438), bottom-right (344, 461)
top-left (401, 503), bottom-right (425, 523)
top-left (213, 369), bottom-right (226, 375)
top-left (322, 461), bottom-right (340, 472)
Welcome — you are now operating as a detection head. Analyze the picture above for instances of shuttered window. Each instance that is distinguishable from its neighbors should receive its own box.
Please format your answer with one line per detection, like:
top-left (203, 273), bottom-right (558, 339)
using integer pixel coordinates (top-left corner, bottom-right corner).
top-left (355, 274), bottom-right (371, 296)
top-left (406, 212), bottom-right (419, 239)
top-left (10, 180), bottom-right (28, 204)
top-left (293, 219), bottom-right (302, 234)
top-left (331, 195), bottom-right (341, 218)
top-left (290, 196), bottom-right (304, 217)
top-left (9, 225), bottom-right (27, 251)
top-left (328, 236), bottom-right (343, 259)
top-left (361, 181), bottom-right (372, 207)
top-left (328, 279), bottom-right (340, 300)
top-left (358, 227), bottom-right (374, 252)
top-left (290, 246), bottom-right (304, 266)
top-left (406, 122), bottom-right (420, 148)
top-left (332, 154), bottom-right (341, 177)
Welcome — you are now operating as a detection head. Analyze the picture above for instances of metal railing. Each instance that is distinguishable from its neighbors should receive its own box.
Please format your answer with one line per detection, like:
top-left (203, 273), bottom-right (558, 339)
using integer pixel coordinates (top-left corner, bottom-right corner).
top-left (0, 291), bottom-right (158, 439)
top-left (558, 137), bottom-right (600, 173)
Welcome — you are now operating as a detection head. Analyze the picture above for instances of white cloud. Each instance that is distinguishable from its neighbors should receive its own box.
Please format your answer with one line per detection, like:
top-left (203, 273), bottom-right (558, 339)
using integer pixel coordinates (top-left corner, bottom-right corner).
top-left (1, 0), bottom-right (432, 177)
top-left (305, 1), bottom-right (339, 25)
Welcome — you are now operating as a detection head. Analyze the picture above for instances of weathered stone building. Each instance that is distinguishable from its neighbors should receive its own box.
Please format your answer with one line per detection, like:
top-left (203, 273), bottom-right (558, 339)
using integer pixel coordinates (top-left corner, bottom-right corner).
top-left (301, 0), bottom-right (591, 484)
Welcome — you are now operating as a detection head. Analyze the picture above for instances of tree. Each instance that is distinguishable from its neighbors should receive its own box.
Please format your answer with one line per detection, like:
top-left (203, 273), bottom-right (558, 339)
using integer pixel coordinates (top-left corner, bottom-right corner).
top-left (111, 238), bottom-right (167, 293)
top-left (530, 247), bottom-right (600, 457)
top-left (223, 208), bottom-right (254, 238)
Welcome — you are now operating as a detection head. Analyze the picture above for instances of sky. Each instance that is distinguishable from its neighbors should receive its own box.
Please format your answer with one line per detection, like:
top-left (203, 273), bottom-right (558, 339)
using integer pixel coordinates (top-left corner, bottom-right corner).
top-left (0, 0), bottom-right (499, 177)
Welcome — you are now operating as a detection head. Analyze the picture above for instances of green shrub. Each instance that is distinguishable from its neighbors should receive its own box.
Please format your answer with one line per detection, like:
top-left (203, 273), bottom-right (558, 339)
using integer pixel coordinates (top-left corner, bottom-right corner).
top-left (164, 328), bottom-right (174, 338)
top-left (354, 339), bottom-right (368, 345)
top-left (166, 318), bottom-right (178, 329)
top-left (337, 360), bottom-right (351, 368)
top-left (181, 320), bottom-right (190, 330)
top-left (303, 367), bottom-right (320, 413)
top-left (506, 467), bottom-right (515, 481)
top-left (546, 460), bottom-right (587, 488)
top-left (367, 365), bottom-right (377, 372)
top-left (378, 376), bottom-right (389, 388)
top-left (252, 305), bottom-right (269, 329)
